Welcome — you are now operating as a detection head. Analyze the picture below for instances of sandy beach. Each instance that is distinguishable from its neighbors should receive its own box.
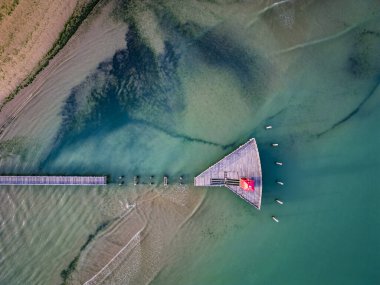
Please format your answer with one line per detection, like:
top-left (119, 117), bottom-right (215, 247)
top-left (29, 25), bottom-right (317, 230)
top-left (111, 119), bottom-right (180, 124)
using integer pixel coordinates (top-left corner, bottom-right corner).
top-left (0, 0), bottom-right (89, 101)
top-left (0, 0), bottom-right (127, 144)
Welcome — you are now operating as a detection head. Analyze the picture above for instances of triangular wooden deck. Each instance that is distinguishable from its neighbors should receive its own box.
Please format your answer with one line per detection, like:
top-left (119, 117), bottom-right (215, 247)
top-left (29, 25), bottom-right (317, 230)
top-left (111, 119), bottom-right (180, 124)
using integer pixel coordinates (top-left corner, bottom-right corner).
top-left (194, 138), bottom-right (262, 209)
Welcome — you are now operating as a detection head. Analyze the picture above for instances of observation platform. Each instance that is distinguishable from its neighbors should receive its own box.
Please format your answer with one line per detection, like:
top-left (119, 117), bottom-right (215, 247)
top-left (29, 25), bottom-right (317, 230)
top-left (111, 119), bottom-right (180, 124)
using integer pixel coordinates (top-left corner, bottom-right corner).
top-left (194, 138), bottom-right (262, 209)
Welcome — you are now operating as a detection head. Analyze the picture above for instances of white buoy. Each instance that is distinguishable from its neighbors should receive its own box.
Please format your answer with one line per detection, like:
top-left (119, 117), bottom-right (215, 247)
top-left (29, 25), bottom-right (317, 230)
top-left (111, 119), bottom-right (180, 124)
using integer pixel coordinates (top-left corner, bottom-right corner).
top-left (275, 199), bottom-right (283, 205)
top-left (272, 216), bottom-right (279, 223)
top-left (276, 181), bottom-right (284, 186)
top-left (265, 125), bottom-right (273, 130)
top-left (271, 143), bottom-right (279, 147)
top-left (275, 162), bottom-right (283, 166)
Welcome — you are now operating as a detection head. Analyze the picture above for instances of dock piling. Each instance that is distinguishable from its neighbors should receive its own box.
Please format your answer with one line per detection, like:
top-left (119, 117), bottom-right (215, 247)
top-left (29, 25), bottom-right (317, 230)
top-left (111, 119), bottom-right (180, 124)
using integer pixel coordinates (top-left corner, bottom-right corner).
top-left (150, 176), bottom-right (154, 185)
top-left (134, 176), bottom-right (139, 186)
top-left (164, 176), bottom-right (168, 186)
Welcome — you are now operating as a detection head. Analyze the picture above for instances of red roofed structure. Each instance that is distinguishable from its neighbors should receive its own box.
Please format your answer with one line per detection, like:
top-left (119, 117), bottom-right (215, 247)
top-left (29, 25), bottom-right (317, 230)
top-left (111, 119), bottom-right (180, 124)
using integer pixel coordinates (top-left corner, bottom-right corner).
top-left (240, 178), bottom-right (255, 192)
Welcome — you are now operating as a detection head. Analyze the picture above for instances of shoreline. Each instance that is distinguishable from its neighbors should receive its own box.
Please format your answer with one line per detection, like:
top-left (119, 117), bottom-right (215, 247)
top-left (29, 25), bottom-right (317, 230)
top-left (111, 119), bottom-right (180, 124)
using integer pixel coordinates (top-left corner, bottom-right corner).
top-left (0, 0), bottom-right (103, 135)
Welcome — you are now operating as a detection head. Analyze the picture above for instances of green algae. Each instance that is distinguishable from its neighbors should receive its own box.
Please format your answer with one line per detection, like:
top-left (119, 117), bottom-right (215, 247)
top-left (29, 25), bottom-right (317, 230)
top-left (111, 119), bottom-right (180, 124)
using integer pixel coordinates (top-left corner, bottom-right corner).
top-left (0, 136), bottom-right (28, 161)
top-left (60, 220), bottom-right (112, 285)
top-left (0, 0), bottom-right (103, 111)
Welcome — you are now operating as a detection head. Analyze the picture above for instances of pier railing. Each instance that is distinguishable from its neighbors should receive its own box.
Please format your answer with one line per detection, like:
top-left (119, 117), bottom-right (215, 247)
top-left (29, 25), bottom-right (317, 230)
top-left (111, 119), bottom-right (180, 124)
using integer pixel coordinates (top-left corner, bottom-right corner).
top-left (0, 176), bottom-right (107, 185)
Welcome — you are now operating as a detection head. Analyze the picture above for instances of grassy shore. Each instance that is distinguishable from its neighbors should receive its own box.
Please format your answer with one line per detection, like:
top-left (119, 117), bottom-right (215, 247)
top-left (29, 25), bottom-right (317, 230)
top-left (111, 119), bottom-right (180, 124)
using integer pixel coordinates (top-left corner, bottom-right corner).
top-left (0, 0), bottom-right (103, 112)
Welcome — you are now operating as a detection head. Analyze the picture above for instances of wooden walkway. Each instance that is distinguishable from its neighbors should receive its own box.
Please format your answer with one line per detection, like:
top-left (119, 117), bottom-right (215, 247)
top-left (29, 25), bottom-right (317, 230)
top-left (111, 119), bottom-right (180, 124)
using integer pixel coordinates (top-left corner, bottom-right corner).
top-left (194, 138), bottom-right (262, 209)
top-left (0, 176), bottom-right (107, 185)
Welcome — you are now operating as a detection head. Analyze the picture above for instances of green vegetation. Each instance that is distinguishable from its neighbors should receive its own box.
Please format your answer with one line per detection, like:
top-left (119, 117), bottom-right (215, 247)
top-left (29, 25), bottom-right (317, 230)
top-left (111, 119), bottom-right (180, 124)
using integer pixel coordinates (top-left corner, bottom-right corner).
top-left (60, 220), bottom-right (112, 285)
top-left (60, 255), bottom-right (79, 283)
top-left (80, 221), bottom-right (110, 251)
top-left (0, 0), bottom-right (20, 21)
top-left (0, 0), bottom-right (102, 111)
top-left (0, 136), bottom-right (28, 160)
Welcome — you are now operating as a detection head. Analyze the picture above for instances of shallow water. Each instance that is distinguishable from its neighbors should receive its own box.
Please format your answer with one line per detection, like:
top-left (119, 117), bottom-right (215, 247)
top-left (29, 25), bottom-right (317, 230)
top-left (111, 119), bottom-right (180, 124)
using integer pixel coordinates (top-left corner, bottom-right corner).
top-left (0, 0), bottom-right (380, 284)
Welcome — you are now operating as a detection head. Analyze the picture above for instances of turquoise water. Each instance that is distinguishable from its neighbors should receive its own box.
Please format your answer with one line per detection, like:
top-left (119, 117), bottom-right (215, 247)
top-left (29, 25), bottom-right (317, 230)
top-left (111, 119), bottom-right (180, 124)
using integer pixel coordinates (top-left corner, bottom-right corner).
top-left (153, 107), bottom-right (380, 285)
top-left (0, 0), bottom-right (380, 284)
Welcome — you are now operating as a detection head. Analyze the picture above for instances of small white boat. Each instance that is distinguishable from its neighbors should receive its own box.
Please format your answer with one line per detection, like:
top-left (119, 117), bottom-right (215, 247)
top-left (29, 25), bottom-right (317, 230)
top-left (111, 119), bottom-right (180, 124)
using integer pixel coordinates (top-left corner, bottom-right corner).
top-left (265, 125), bottom-right (273, 130)
top-left (272, 216), bottom-right (279, 223)
top-left (275, 162), bottom-right (283, 166)
top-left (276, 181), bottom-right (284, 186)
top-left (271, 143), bottom-right (279, 147)
top-left (275, 199), bottom-right (283, 205)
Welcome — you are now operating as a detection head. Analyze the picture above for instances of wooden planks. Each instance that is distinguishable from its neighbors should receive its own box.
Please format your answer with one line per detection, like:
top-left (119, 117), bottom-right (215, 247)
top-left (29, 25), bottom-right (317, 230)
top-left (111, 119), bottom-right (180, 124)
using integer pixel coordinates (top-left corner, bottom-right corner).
top-left (0, 176), bottom-right (107, 185)
top-left (194, 138), bottom-right (262, 209)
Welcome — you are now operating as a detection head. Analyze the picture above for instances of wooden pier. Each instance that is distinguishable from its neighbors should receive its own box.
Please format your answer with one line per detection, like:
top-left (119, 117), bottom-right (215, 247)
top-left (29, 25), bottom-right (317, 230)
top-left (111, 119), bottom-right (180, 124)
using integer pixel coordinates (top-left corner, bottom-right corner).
top-left (194, 138), bottom-right (262, 209)
top-left (0, 176), bottom-right (106, 185)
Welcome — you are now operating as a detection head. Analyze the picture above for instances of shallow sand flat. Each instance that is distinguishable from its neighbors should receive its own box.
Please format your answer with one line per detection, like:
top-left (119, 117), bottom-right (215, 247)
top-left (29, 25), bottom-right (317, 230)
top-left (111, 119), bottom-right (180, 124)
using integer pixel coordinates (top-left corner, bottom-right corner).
top-left (0, 0), bottom-right (91, 101)
top-left (77, 186), bottom-right (206, 285)
top-left (0, 0), bottom-right (127, 167)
